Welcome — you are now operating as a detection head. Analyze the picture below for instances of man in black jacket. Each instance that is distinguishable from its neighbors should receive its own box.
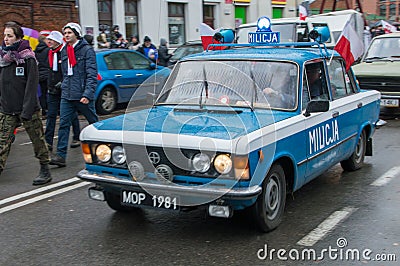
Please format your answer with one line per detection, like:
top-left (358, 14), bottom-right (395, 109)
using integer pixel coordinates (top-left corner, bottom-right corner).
top-left (45, 31), bottom-right (81, 153)
top-left (35, 34), bottom-right (50, 118)
top-left (50, 22), bottom-right (98, 167)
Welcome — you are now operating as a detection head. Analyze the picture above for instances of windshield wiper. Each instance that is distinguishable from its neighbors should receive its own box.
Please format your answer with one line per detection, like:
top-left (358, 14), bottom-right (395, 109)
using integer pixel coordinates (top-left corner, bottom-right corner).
top-left (199, 65), bottom-right (209, 109)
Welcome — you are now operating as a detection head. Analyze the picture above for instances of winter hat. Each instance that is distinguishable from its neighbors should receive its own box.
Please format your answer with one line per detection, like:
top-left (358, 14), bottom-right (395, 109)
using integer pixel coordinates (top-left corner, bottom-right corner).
top-left (144, 36), bottom-right (151, 42)
top-left (39, 30), bottom-right (51, 37)
top-left (47, 31), bottom-right (64, 44)
top-left (63, 22), bottom-right (82, 38)
top-left (160, 38), bottom-right (167, 46)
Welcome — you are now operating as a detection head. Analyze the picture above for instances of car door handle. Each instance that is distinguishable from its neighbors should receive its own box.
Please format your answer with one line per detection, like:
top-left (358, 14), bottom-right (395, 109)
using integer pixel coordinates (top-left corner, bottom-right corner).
top-left (115, 74), bottom-right (122, 78)
top-left (332, 111), bottom-right (339, 118)
top-left (136, 73), bottom-right (143, 76)
top-left (357, 102), bottom-right (363, 108)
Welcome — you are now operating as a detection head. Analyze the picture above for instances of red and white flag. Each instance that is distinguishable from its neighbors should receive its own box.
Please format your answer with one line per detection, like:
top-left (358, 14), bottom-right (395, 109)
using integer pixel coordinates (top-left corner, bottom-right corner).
top-left (334, 21), bottom-right (364, 71)
top-left (200, 23), bottom-right (222, 50)
top-left (381, 20), bottom-right (397, 33)
top-left (299, 4), bottom-right (308, 21)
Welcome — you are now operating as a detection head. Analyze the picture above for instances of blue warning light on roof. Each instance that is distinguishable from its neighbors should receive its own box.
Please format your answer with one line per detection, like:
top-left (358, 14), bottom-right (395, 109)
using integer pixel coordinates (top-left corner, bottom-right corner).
top-left (248, 16), bottom-right (280, 44)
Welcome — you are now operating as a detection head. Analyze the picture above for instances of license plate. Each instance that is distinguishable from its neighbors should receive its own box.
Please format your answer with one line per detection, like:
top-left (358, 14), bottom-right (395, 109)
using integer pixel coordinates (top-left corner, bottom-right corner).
top-left (381, 99), bottom-right (399, 107)
top-left (121, 190), bottom-right (179, 210)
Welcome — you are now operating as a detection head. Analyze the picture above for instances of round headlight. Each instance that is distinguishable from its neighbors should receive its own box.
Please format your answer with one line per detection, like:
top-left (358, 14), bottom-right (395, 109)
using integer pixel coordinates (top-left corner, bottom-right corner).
top-left (96, 144), bottom-right (111, 162)
top-left (112, 146), bottom-right (126, 164)
top-left (214, 154), bottom-right (232, 175)
top-left (192, 153), bottom-right (211, 173)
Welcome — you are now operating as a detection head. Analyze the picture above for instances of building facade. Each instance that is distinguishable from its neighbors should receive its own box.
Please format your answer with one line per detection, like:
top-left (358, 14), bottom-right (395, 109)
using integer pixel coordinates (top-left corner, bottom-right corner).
top-left (3, 0), bottom-right (391, 50)
top-left (0, 0), bottom-right (78, 34)
top-left (79, 0), bottom-right (277, 48)
top-left (310, 0), bottom-right (399, 22)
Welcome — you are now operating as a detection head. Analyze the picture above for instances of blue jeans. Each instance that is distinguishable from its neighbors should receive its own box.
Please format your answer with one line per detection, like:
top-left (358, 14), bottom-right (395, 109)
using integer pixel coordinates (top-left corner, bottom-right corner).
top-left (56, 99), bottom-right (98, 159)
top-left (45, 94), bottom-right (81, 148)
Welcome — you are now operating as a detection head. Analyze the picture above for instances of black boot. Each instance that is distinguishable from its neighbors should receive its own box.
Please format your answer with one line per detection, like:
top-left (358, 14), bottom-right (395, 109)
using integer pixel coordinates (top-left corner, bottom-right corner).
top-left (33, 164), bottom-right (52, 186)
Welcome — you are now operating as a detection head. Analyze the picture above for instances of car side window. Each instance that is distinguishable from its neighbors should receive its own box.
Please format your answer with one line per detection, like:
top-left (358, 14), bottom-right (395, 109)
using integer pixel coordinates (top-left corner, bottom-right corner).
top-left (304, 62), bottom-right (329, 100)
top-left (302, 72), bottom-right (310, 110)
top-left (327, 59), bottom-right (348, 100)
top-left (124, 52), bottom-right (150, 70)
top-left (104, 53), bottom-right (130, 70)
top-left (345, 70), bottom-right (357, 94)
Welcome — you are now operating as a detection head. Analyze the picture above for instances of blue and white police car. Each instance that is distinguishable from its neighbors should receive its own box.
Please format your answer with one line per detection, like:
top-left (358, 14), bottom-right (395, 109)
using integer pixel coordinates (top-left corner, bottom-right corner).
top-left (77, 18), bottom-right (383, 232)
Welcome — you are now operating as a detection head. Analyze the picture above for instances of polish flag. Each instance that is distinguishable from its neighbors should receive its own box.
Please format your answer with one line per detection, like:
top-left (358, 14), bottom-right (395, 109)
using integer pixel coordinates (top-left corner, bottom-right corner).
top-left (200, 23), bottom-right (222, 50)
top-left (381, 20), bottom-right (397, 33)
top-left (334, 21), bottom-right (364, 71)
top-left (299, 5), bottom-right (307, 21)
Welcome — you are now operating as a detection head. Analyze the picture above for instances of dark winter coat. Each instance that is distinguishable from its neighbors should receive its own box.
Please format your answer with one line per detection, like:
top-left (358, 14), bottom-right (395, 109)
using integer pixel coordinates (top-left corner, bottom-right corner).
top-left (47, 46), bottom-right (64, 95)
top-left (158, 38), bottom-right (172, 67)
top-left (60, 39), bottom-right (97, 101)
top-left (0, 51), bottom-right (40, 120)
top-left (35, 40), bottom-right (50, 82)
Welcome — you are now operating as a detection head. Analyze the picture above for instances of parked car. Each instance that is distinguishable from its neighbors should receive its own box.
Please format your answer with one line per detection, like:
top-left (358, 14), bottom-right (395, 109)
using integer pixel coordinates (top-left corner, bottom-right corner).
top-left (168, 40), bottom-right (203, 66)
top-left (95, 49), bottom-right (170, 114)
top-left (353, 32), bottom-right (400, 114)
top-left (78, 23), bottom-right (383, 232)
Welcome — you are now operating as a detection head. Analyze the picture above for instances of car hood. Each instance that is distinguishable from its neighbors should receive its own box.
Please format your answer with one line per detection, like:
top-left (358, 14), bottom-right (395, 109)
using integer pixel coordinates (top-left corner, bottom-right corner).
top-left (84, 106), bottom-right (295, 141)
top-left (353, 60), bottom-right (400, 77)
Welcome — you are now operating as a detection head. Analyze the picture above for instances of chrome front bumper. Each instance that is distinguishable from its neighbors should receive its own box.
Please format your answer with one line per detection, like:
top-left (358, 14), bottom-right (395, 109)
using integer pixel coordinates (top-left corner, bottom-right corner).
top-left (77, 169), bottom-right (262, 200)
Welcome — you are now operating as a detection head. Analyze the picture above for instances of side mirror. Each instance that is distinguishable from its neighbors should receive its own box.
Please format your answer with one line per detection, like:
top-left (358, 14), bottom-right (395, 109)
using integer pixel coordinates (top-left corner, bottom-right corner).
top-left (304, 100), bottom-right (329, 117)
top-left (149, 63), bottom-right (156, 69)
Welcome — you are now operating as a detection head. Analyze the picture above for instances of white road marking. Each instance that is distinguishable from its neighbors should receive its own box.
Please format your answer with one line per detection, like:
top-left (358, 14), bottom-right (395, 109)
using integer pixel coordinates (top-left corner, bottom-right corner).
top-left (0, 177), bottom-right (81, 206)
top-left (297, 207), bottom-right (357, 247)
top-left (0, 181), bottom-right (90, 214)
top-left (370, 166), bottom-right (400, 187)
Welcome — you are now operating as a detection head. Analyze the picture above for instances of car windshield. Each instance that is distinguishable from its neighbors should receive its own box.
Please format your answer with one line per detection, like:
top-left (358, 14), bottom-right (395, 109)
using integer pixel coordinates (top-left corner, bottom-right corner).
top-left (170, 43), bottom-right (203, 61)
top-left (156, 60), bottom-right (298, 110)
top-left (364, 37), bottom-right (400, 60)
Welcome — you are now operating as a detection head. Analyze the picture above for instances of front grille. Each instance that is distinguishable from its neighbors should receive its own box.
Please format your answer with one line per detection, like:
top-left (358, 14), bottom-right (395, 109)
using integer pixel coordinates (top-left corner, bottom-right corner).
top-left (123, 144), bottom-right (221, 178)
top-left (357, 77), bottom-right (400, 93)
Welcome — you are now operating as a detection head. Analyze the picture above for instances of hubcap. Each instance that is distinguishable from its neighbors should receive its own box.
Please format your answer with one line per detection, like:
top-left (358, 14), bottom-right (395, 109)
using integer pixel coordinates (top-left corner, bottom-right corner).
top-left (102, 91), bottom-right (115, 111)
top-left (355, 134), bottom-right (364, 163)
top-left (265, 176), bottom-right (280, 220)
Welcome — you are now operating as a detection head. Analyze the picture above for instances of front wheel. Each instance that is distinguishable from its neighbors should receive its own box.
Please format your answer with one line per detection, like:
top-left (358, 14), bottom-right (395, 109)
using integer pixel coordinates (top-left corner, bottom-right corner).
top-left (340, 130), bottom-right (366, 171)
top-left (252, 164), bottom-right (287, 232)
top-left (96, 87), bottom-right (117, 115)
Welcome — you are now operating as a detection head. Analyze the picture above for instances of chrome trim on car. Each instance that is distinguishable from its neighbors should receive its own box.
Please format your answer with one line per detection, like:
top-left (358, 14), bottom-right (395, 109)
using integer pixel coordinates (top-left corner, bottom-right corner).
top-left (77, 169), bottom-right (262, 199)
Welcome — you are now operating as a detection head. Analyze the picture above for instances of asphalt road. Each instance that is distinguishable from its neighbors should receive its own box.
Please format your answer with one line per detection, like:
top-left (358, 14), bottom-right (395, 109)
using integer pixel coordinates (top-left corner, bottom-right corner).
top-left (0, 113), bottom-right (399, 266)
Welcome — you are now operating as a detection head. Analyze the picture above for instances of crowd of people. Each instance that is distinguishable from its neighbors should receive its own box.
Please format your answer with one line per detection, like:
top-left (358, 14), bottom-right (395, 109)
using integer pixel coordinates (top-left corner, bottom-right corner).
top-left (0, 21), bottom-right (98, 186)
top-left (97, 25), bottom-right (173, 67)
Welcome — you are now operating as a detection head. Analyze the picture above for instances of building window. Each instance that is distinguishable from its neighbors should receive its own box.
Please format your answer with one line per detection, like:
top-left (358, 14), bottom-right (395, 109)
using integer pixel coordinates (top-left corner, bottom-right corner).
top-left (203, 5), bottom-right (215, 29)
top-left (272, 7), bottom-right (284, 19)
top-left (235, 6), bottom-right (247, 28)
top-left (168, 3), bottom-right (185, 46)
top-left (389, 3), bottom-right (396, 16)
top-left (379, 4), bottom-right (386, 17)
top-left (98, 0), bottom-right (113, 33)
top-left (125, 0), bottom-right (138, 40)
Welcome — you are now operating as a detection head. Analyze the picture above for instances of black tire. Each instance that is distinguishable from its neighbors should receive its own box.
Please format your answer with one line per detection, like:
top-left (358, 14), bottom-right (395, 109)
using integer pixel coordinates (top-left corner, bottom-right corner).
top-left (96, 87), bottom-right (117, 115)
top-left (340, 130), bottom-right (366, 171)
top-left (252, 164), bottom-right (287, 232)
top-left (105, 192), bottom-right (139, 212)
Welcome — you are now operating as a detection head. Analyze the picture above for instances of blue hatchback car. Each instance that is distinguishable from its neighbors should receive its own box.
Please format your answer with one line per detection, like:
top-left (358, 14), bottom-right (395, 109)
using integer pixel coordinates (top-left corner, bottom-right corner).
top-left (78, 24), bottom-right (384, 232)
top-left (95, 49), bottom-right (170, 114)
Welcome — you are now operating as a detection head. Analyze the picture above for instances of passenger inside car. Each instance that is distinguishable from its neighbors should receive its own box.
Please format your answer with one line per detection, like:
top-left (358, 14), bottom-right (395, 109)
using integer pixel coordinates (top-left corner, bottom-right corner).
top-left (305, 63), bottom-right (328, 100)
